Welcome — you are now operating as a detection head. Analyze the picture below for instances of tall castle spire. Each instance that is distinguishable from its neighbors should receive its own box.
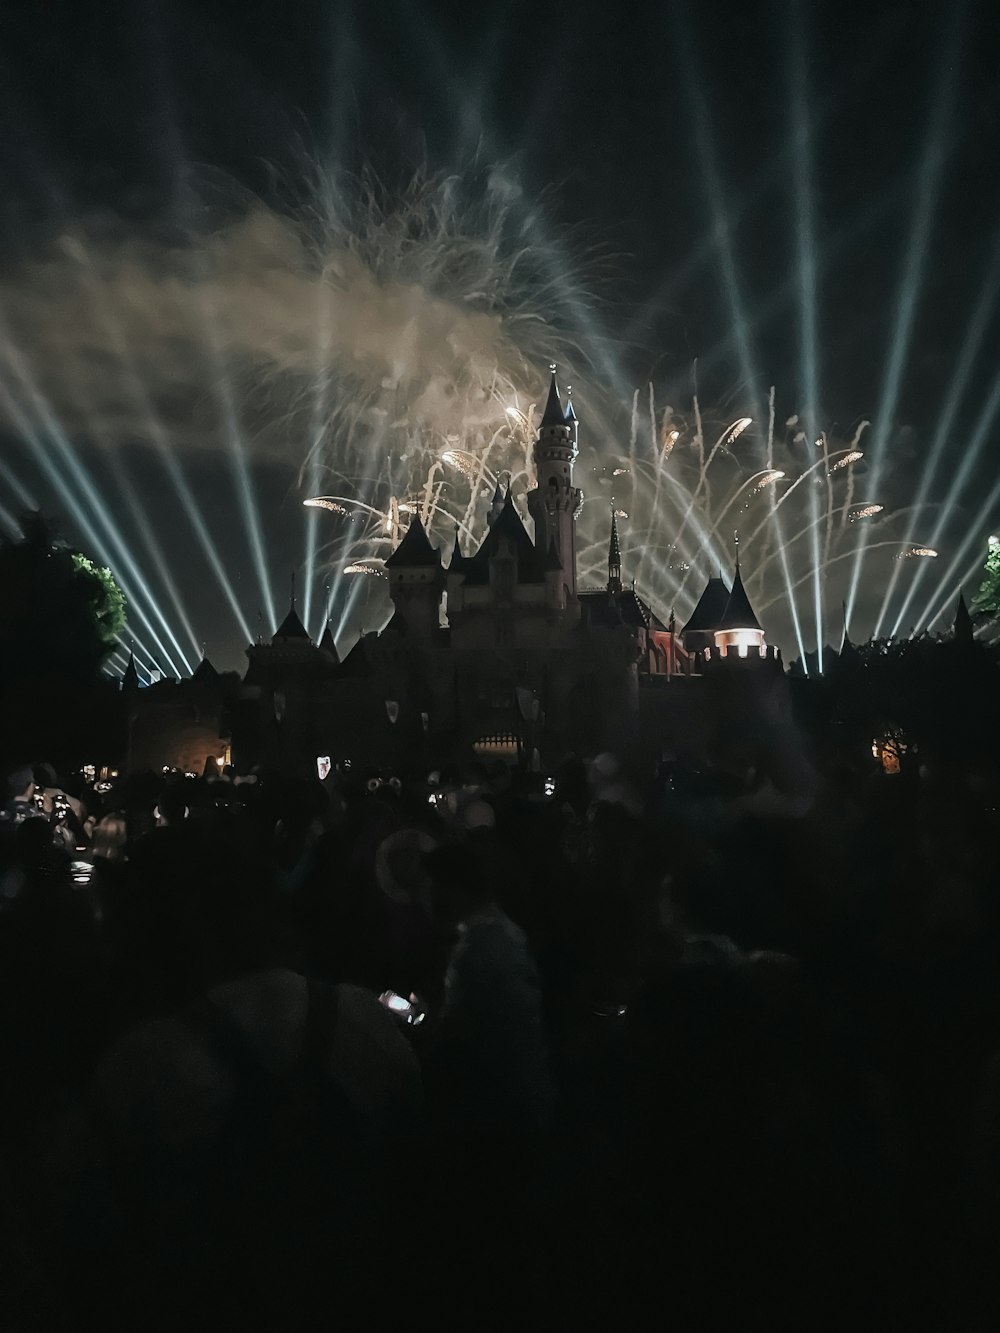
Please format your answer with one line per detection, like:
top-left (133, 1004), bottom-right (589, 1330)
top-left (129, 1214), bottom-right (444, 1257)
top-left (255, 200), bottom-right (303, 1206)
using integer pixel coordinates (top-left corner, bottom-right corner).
top-left (526, 365), bottom-right (583, 617)
top-left (607, 508), bottom-right (622, 595)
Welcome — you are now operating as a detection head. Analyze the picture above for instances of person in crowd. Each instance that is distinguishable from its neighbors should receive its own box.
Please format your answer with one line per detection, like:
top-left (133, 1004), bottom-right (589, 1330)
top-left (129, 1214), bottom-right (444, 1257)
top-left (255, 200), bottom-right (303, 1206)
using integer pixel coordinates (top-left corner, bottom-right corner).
top-left (374, 826), bottom-right (438, 996)
top-left (421, 838), bottom-right (554, 1136)
top-left (90, 812), bottom-right (128, 864)
top-left (0, 765), bottom-right (43, 829)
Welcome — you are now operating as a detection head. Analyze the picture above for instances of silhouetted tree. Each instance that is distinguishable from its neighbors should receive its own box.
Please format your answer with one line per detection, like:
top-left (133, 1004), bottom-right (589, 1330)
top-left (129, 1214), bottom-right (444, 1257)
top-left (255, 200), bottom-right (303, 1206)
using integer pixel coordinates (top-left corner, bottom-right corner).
top-left (0, 512), bottom-right (125, 687)
top-left (0, 513), bottom-right (127, 767)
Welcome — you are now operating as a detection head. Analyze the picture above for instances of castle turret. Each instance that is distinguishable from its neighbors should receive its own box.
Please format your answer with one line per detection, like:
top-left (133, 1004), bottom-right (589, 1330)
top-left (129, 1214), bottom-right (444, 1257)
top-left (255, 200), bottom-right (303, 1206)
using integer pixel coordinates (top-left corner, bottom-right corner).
top-left (274, 573), bottom-right (310, 642)
top-left (680, 575), bottom-right (730, 655)
top-left (713, 542), bottom-right (766, 657)
top-left (526, 366), bottom-right (582, 618)
top-left (487, 478), bottom-right (505, 528)
top-left (122, 651), bottom-right (139, 694)
top-left (191, 653), bottom-right (219, 684)
top-left (953, 588), bottom-right (974, 646)
top-left (318, 622), bottom-right (339, 663)
top-left (607, 508), bottom-right (622, 595)
top-left (383, 515), bottom-right (443, 637)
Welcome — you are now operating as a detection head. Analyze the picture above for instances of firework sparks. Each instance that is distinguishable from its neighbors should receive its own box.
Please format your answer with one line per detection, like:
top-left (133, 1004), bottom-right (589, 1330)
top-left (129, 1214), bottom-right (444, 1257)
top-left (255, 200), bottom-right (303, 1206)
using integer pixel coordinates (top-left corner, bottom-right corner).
top-left (749, 469), bottom-right (785, 496)
top-left (829, 450), bottom-right (863, 474)
top-left (895, 547), bottom-right (938, 559)
top-left (344, 561), bottom-right (386, 577)
top-left (849, 504), bottom-right (884, 522)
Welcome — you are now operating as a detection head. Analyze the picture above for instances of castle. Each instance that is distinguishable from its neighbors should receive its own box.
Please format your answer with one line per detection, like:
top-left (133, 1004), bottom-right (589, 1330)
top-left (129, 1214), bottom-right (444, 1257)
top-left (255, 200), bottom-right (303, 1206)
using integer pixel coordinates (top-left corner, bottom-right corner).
top-left (123, 369), bottom-right (784, 778)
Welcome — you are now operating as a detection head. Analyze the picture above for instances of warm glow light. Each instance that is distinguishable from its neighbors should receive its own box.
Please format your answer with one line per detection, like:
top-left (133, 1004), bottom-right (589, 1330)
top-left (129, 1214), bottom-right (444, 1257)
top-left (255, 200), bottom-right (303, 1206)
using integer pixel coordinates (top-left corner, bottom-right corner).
top-left (714, 627), bottom-right (766, 658)
top-left (304, 497), bottom-right (348, 514)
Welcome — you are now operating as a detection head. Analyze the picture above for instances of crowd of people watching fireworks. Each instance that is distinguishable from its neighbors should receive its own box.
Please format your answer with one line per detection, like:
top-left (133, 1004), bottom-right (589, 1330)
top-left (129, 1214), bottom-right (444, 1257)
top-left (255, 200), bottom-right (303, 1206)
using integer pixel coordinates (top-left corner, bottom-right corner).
top-left (1, 743), bottom-right (1000, 1329)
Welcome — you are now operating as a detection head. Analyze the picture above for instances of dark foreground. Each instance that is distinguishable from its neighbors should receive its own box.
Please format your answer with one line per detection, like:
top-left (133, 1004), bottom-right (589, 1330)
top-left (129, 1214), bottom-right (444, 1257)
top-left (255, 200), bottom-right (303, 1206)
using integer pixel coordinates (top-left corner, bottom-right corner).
top-left (2, 756), bottom-right (1000, 1330)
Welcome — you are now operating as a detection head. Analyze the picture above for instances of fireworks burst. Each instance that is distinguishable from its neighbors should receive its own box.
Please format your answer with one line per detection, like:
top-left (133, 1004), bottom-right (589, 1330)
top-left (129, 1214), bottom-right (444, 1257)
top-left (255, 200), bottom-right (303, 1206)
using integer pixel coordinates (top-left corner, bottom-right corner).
top-left (849, 504), bottom-right (884, 522)
top-left (343, 560), bottom-right (386, 577)
top-left (829, 450), bottom-right (864, 473)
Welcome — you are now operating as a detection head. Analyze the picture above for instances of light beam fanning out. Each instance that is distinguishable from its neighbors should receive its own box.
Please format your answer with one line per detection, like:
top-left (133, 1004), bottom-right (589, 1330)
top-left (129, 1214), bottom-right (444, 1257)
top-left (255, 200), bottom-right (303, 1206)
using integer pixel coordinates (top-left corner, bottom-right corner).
top-left (847, 14), bottom-right (962, 622)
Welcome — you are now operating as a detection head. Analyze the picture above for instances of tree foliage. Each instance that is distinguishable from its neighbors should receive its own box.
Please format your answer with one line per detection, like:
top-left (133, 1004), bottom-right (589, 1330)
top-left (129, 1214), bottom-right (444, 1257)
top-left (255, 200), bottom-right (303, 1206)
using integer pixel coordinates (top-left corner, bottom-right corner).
top-left (70, 551), bottom-right (127, 646)
top-left (973, 534), bottom-right (1000, 617)
top-left (0, 511), bottom-right (127, 687)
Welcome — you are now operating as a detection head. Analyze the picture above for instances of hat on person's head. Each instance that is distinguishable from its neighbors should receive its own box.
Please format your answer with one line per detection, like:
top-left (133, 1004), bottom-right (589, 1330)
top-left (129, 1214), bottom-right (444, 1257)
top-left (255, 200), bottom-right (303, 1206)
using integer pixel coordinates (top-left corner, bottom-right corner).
top-left (375, 828), bottom-right (436, 904)
top-left (4, 767), bottom-right (33, 801)
top-left (461, 799), bottom-right (496, 832)
top-left (32, 763), bottom-right (58, 789)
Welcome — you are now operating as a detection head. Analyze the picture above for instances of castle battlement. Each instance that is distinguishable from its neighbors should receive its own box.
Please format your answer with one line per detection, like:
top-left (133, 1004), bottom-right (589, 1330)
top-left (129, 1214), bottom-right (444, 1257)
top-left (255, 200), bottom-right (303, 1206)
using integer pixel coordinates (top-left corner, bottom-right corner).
top-left (702, 643), bottom-right (783, 667)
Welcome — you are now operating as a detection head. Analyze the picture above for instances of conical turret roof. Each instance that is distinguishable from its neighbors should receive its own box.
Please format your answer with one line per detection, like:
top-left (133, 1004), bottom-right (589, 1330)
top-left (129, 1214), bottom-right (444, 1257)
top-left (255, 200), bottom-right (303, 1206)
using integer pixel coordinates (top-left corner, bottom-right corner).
top-left (383, 515), bottom-right (441, 568)
top-left (318, 622), bottom-right (339, 660)
top-left (681, 576), bottom-right (731, 635)
top-left (122, 650), bottom-right (139, 692)
top-left (716, 555), bottom-right (763, 632)
top-left (608, 509), bottom-right (621, 568)
top-left (274, 605), bottom-right (310, 640)
top-left (191, 654), bottom-right (219, 682)
top-left (462, 488), bottom-right (547, 585)
top-left (540, 366), bottom-right (566, 428)
top-left (448, 527), bottom-right (467, 571)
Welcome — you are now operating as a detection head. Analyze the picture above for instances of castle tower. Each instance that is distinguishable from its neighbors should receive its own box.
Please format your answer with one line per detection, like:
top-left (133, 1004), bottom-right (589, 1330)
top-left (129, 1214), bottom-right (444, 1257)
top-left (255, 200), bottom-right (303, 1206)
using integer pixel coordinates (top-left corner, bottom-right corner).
top-left (953, 588), bottom-right (974, 646)
top-left (383, 515), bottom-right (443, 637)
top-left (122, 650), bottom-right (140, 694)
top-left (526, 367), bottom-right (582, 618)
top-left (713, 541), bottom-right (766, 657)
top-left (607, 507), bottom-right (622, 595)
top-left (487, 478), bottom-right (505, 528)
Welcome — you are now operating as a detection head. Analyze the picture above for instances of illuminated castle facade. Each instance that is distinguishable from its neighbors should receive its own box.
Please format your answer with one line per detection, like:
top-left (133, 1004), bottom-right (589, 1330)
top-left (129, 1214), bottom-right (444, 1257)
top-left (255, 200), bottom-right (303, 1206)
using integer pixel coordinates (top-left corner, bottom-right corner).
top-left (124, 370), bottom-right (784, 777)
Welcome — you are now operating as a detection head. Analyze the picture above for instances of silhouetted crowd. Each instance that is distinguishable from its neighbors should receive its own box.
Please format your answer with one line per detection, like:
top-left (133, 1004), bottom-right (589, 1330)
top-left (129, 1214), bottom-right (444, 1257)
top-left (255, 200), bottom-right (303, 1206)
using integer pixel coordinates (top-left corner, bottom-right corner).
top-left (2, 748), bottom-right (1000, 1329)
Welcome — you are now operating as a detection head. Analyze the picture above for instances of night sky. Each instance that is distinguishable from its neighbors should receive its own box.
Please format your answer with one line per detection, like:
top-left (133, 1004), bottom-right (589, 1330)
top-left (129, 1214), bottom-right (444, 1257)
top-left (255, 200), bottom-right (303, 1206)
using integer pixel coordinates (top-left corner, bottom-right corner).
top-left (1, 0), bottom-right (999, 670)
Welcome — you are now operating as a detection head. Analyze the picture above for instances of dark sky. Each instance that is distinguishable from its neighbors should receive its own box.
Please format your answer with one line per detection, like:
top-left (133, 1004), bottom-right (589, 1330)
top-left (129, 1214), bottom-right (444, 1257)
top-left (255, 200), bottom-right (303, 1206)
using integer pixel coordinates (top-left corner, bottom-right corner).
top-left (0, 0), bottom-right (998, 668)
